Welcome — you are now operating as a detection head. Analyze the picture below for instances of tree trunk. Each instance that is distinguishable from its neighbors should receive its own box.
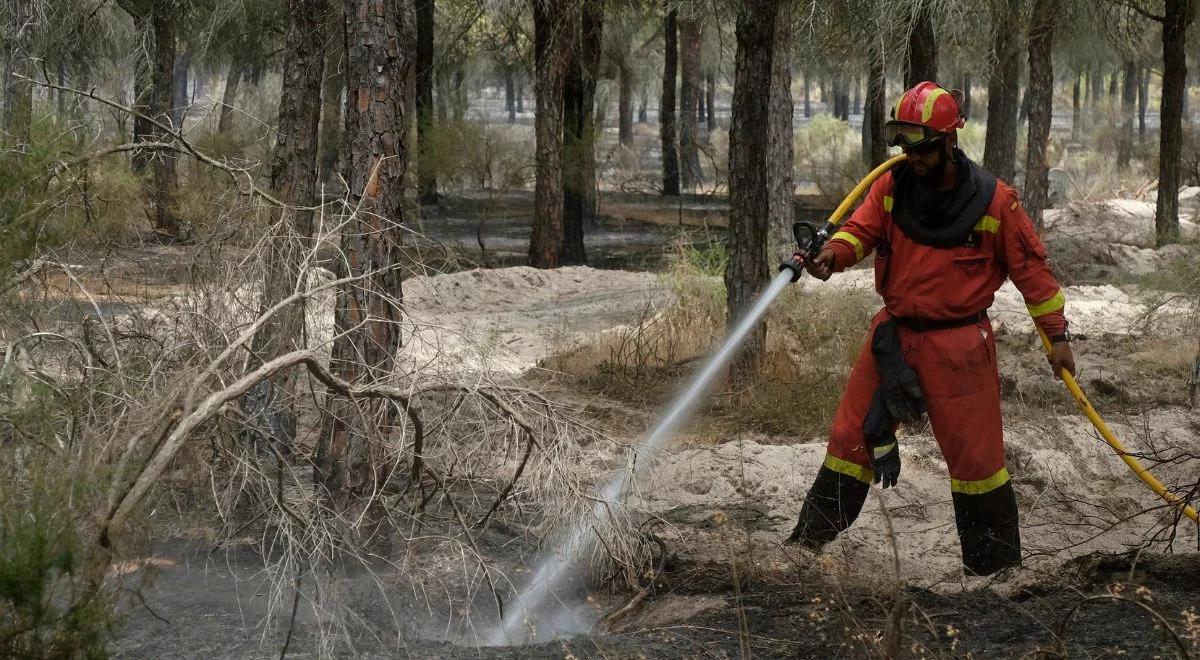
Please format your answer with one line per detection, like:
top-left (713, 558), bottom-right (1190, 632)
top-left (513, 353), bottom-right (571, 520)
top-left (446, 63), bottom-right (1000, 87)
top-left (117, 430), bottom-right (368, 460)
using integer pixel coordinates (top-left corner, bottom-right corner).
top-left (864, 44), bottom-right (887, 167)
top-left (1155, 0), bottom-right (1197, 247)
top-left (678, 17), bottom-right (702, 190)
top-left (1023, 0), bottom-right (1057, 230)
top-left (516, 75), bottom-right (524, 113)
top-left (1089, 65), bottom-right (1103, 125)
top-left (562, 0), bottom-right (602, 266)
top-left (852, 76), bottom-right (861, 115)
top-left (505, 65), bottom-right (516, 123)
top-left (706, 71), bottom-right (716, 131)
top-left (803, 69), bottom-right (811, 118)
top-left (1139, 66), bottom-right (1149, 140)
top-left (660, 5), bottom-right (680, 196)
top-left (319, 46), bottom-right (345, 183)
top-left (316, 0), bottom-right (411, 517)
top-left (451, 66), bottom-right (466, 121)
top-left (218, 61), bottom-right (242, 135)
top-left (172, 51), bottom-right (190, 127)
top-left (618, 62), bottom-right (633, 145)
top-left (961, 73), bottom-right (972, 118)
top-left (982, 0), bottom-right (1021, 183)
top-left (2, 0), bottom-right (33, 149)
top-left (1071, 70), bottom-right (1081, 141)
top-left (245, 0), bottom-right (330, 458)
top-left (528, 0), bottom-right (577, 268)
top-left (728, 0), bottom-right (794, 378)
top-left (416, 0), bottom-right (437, 203)
top-left (1018, 86), bottom-right (1030, 122)
top-left (149, 0), bottom-right (180, 239)
top-left (637, 91), bottom-right (647, 123)
top-left (905, 3), bottom-right (937, 87)
top-left (1117, 60), bottom-right (1137, 171)
top-left (696, 82), bottom-right (705, 124)
top-left (1108, 71), bottom-right (1119, 98)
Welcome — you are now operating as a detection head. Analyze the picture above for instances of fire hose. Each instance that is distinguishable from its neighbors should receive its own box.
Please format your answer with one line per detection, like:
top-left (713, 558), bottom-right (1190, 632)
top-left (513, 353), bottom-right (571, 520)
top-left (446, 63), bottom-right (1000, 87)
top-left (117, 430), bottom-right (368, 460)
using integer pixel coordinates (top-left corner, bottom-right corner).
top-left (783, 153), bottom-right (1198, 525)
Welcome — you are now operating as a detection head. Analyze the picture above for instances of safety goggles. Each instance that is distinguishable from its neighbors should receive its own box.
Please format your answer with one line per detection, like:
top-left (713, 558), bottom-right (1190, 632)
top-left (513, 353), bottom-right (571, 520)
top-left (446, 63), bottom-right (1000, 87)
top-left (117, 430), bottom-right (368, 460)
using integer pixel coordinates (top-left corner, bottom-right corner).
top-left (884, 121), bottom-right (945, 149)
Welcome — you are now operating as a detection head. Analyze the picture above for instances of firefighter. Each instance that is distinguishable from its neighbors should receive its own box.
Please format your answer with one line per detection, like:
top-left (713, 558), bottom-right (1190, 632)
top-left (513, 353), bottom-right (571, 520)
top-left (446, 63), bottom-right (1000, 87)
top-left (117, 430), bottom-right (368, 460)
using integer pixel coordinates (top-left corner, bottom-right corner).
top-left (786, 81), bottom-right (1076, 576)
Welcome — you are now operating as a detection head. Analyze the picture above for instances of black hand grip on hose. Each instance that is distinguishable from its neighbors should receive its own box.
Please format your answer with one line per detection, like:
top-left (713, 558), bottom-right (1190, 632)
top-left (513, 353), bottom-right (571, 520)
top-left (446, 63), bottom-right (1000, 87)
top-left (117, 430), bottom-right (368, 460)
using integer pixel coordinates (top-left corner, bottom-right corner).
top-left (778, 221), bottom-right (838, 282)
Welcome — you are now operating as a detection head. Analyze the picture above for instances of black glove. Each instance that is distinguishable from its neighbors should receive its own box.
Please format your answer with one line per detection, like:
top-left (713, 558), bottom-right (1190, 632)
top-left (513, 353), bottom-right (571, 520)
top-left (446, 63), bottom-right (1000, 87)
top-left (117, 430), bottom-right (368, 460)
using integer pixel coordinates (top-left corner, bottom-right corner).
top-left (872, 320), bottom-right (926, 424)
top-left (863, 388), bottom-right (902, 489)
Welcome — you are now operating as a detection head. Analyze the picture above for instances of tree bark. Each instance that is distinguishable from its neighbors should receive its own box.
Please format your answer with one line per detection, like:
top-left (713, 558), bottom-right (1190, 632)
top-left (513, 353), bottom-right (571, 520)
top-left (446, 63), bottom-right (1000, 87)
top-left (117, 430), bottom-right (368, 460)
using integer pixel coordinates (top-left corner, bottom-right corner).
top-left (528, 0), bottom-right (577, 268)
top-left (982, 0), bottom-right (1021, 183)
top-left (218, 61), bottom-right (242, 135)
top-left (1155, 0), bottom-right (1197, 247)
top-left (415, 0), bottom-right (437, 203)
top-left (245, 0), bottom-right (330, 458)
top-left (2, 0), bottom-right (33, 149)
top-left (728, 0), bottom-right (794, 378)
top-left (865, 44), bottom-right (887, 167)
top-left (562, 0), bottom-right (602, 266)
top-left (678, 16), bottom-right (702, 190)
top-left (319, 46), bottom-right (345, 184)
top-left (905, 3), bottom-right (937, 87)
top-left (316, 0), bottom-right (411, 517)
top-left (660, 5), bottom-right (680, 196)
top-left (1023, 0), bottom-right (1057, 230)
top-left (149, 0), bottom-right (180, 239)
top-left (803, 68), bottom-right (811, 118)
top-left (618, 62), bottom-right (633, 144)
top-left (1117, 60), bottom-right (1137, 171)
top-left (1138, 66), bottom-right (1149, 140)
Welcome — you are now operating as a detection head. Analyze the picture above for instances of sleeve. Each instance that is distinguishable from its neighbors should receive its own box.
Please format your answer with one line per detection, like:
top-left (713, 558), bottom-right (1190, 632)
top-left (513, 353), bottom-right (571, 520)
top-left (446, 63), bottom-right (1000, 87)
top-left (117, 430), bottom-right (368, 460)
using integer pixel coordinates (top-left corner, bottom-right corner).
top-left (998, 188), bottom-right (1069, 337)
top-left (825, 174), bottom-right (889, 271)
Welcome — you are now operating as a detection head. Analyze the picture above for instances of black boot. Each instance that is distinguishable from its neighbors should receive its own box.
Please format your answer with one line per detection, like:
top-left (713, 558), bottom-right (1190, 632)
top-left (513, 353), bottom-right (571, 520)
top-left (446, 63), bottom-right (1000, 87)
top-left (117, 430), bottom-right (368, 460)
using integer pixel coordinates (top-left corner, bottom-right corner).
top-left (788, 464), bottom-right (870, 548)
top-left (952, 480), bottom-right (1021, 576)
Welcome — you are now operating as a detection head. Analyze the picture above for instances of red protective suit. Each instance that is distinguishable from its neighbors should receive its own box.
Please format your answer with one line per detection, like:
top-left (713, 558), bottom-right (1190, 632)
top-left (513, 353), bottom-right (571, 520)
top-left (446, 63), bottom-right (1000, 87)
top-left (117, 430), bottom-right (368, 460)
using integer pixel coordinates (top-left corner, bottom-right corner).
top-left (789, 168), bottom-right (1069, 576)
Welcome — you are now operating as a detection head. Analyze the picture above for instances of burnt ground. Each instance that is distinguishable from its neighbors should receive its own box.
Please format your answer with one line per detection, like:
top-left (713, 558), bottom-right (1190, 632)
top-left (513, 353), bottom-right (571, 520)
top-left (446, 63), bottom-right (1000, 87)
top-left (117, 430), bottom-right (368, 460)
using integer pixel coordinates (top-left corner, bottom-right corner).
top-left (112, 537), bottom-right (1200, 659)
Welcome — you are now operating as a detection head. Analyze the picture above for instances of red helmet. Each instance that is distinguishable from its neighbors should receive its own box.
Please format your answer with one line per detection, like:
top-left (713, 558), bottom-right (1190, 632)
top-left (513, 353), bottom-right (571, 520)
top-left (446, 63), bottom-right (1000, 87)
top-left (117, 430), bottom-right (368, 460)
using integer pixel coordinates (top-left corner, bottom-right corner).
top-left (884, 81), bottom-right (965, 148)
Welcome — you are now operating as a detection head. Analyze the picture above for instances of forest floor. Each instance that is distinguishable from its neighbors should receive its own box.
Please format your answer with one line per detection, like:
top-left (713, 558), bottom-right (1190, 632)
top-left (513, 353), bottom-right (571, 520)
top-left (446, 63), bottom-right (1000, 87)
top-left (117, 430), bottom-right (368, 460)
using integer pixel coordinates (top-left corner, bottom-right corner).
top-left (89, 193), bottom-right (1200, 658)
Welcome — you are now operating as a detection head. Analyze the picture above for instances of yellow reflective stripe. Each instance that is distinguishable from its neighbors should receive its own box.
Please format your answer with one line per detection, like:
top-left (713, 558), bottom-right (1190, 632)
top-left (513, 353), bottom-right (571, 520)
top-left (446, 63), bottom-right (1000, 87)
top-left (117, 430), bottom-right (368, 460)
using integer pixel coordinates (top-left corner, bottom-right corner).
top-left (823, 453), bottom-right (873, 484)
top-left (893, 91), bottom-right (906, 119)
top-left (921, 88), bottom-right (949, 123)
top-left (830, 231), bottom-right (864, 262)
top-left (950, 467), bottom-right (1010, 495)
top-left (1026, 290), bottom-right (1066, 317)
top-left (882, 195), bottom-right (894, 212)
top-left (872, 442), bottom-right (896, 459)
top-left (974, 215), bottom-right (1000, 234)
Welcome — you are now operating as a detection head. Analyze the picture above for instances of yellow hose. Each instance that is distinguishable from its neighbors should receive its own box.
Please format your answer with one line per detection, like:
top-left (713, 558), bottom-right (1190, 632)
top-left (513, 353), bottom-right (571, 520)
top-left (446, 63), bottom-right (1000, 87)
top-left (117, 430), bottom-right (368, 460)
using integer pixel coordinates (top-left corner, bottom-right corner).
top-left (828, 155), bottom-right (1199, 525)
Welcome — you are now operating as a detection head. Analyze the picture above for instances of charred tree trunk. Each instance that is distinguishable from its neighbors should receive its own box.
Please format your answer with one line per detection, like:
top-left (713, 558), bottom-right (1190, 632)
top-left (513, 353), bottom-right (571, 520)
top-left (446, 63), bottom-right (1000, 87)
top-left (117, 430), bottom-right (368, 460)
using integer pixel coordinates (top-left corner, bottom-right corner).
top-left (316, 0), bottom-right (411, 517)
top-left (2, 0), bottom-right (33, 149)
top-left (678, 17), bottom-right (702, 190)
top-left (562, 0), bottom-right (602, 266)
top-left (245, 0), bottom-right (330, 456)
top-left (172, 51), bottom-right (190, 127)
top-left (1023, 0), bottom-right (1057, 230)
top-left (319, 46), bottom-right (346, 184)
top-left (149, 0), bottom-right (180, 239)
top-left (803, 69), bottom-right (811, 118)
top-left (905, 3), bottom-right (938, 87)
top-left (728, 0), bottom-right (794, 377)
top-left (528, 0), bottom-right (577, 267)
top-left (1118, 60), bottom-right (1137, 171)
top-left (618, 62), bottom-right (633, 145)
top-left (865, 44), bottom-right (887, 167)
top-left (1139, 66), bottom-right (1149, 140)
top-left (505, 65), bottom-right (516, 123)
top-left (218, 61), bottom-right (242, 135)
top-left (982, 0), bottom-right (1021, 183)
top-left (660, 5), bottom-right (680, 196)
top-left (1155, 0), bottom-right (1197, 246)
top-left (706, 71), bottom-right (716, 131)
top-left (416, 0), bottom-right (437, 203)
top-left (1071, 70), bottom-right (1081, 141)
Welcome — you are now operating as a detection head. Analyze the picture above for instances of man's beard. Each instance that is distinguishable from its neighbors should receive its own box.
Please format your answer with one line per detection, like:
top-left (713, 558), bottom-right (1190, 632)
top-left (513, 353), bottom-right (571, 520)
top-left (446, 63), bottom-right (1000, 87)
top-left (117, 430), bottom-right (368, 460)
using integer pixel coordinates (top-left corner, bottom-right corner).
top-left (914, 147), bottom-right (949, 181)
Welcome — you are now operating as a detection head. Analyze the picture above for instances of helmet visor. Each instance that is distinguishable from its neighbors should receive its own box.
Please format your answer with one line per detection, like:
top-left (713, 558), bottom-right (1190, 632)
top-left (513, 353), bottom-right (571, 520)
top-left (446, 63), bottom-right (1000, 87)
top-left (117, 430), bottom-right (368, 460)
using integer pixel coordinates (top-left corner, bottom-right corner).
top-left (884, 122), bottom-right (943, 148)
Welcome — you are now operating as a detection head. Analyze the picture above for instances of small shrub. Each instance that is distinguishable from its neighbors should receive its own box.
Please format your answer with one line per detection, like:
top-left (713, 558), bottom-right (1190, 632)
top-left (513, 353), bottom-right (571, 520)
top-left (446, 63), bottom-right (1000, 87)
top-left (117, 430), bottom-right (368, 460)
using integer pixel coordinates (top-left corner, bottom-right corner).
top-left (795, 114), bottom-right (867, 206)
